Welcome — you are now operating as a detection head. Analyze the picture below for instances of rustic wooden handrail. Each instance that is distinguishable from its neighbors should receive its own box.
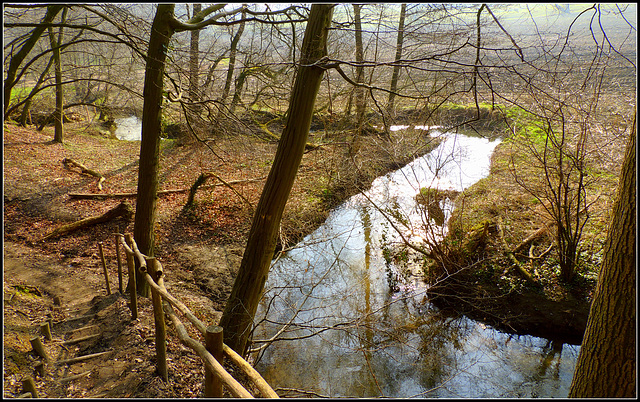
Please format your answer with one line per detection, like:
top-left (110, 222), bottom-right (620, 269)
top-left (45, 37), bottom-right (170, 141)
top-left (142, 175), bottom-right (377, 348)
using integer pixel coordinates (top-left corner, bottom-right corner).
top-left (115, 234), bottom-right (278, 398)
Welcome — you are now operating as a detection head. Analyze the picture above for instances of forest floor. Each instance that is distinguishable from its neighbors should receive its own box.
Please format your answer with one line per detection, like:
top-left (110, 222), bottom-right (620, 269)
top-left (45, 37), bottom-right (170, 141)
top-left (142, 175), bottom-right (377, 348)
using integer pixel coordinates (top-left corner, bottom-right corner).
top-left (2, 108), bottom-right (628, 397)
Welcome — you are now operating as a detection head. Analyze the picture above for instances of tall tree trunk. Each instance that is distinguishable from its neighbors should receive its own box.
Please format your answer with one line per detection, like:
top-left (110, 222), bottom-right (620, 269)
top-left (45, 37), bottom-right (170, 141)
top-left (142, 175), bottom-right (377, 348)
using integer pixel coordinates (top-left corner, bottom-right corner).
top-left (133, 4), bottom-right (234, 297)
top-left (230, 62), bottom-right (248, 113)
top-left (4, 5), bottom-right (63, 116)
top-left (219, 4), bottom-right (334, 357)
top-left (568, 115), bottom-right (636, 397)
top-left (188, 4), bottom-right (201, 104)
top-left (133, 4), bottom-right (175, 297)
top-left (353, 4), bottom-right (365, 133)
top-left (387, 3), bottom-right (406, 115)
top-left (48, 7), bottom-right (67, 143)
top-left (220, 9), bottom-right (246, 105)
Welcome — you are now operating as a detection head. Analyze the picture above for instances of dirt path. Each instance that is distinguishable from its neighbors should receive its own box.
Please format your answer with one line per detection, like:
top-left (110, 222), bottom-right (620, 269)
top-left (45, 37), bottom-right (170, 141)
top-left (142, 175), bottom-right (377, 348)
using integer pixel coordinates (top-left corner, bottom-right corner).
top-left (3, 238), bottom-right (247, 398)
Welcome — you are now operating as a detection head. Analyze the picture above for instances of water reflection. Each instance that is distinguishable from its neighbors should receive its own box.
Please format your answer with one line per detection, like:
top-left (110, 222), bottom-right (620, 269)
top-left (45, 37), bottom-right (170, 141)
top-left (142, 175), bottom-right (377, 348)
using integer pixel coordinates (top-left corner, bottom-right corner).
top-left (253, 130), bottom-right (578, 398)
top-left (113, 116), bottom-right (142, 141)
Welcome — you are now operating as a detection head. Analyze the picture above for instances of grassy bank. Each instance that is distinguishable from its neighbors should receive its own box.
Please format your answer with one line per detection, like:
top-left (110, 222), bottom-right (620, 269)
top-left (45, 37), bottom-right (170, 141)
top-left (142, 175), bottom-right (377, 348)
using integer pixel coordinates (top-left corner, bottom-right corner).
top-left (419, 104), bottom-right (628, 343)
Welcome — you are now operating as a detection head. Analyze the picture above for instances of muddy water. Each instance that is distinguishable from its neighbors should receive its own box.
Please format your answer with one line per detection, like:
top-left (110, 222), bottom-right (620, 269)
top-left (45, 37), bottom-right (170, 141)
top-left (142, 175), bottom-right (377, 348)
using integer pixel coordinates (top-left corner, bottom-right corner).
top-left (253, 129), bottom-right (579, 398)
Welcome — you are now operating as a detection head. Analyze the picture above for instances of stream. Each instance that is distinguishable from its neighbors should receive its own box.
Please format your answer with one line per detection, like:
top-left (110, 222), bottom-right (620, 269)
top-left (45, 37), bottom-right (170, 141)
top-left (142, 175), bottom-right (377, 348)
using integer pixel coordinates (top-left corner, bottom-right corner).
top-left (113, 116), bottom-right (142, 141)
top-left (253, 129), bottom-right (579, 398)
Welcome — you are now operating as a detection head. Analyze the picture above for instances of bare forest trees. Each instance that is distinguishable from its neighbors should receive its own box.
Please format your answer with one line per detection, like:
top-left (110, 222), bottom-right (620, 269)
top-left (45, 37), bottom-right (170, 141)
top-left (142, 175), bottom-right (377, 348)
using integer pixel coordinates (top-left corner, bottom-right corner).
top-left (3, 5), bottom-right (635, 391)
top-left (4, 4), bottom-right (149, 130)
top-left (387, 3), bottom-right (406, 116)
top-left (4, 5), bottom-right (64, 115)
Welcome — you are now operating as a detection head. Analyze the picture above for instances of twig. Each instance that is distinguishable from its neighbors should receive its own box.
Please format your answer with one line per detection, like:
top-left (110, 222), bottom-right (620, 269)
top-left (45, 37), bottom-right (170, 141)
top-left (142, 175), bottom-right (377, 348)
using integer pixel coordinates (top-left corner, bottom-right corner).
top-left (56, 350), bottom-right (112, 365)
top-left (58, 370), bottom-right (92, 383)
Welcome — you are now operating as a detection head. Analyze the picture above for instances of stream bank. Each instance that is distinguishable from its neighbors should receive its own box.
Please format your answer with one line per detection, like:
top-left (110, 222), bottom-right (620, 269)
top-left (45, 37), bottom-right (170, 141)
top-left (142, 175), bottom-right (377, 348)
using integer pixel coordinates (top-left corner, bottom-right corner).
top-left (423, 134), bottom-right (604, 344)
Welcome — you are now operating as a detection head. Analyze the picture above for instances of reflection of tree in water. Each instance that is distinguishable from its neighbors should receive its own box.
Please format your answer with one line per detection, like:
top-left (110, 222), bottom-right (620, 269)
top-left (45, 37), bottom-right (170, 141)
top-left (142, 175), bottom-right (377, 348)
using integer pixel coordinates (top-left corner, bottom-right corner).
top-left (518, 339), bottom-right (567, 397)
top-left (416, 187), bottom-right (460, 226)
top-left (537, 340), bottom-right (563, 380)
top-left (413, 313), bottom-right (473, 391)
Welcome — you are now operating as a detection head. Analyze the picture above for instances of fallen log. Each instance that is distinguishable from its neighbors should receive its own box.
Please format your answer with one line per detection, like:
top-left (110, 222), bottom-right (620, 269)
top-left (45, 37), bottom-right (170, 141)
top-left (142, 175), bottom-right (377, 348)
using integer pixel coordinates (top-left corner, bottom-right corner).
top-left (42, 201), bottom-right (133, 241)
top-left (68, 176), bottom-right (267, 200)
top-left (184, 172), bottom-right (255, 211)
top-left (58, 370), bottom-right (92, 383)
top-left (62, 158), bottom-right (106, 191)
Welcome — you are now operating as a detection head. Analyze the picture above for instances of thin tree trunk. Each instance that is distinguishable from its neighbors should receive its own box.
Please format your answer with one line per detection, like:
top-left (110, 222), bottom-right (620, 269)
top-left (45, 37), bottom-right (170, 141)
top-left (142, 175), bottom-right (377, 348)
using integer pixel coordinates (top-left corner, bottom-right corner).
top-left (19, 56), bottom-right (55, 126)
top-left (188, 4), bottom-right (201, 104)
top-left (387, 3), bottom-right (406, 115)
top-left (353, 4), bottom-right (365, 133)
top-left (568, 114), bottom-right (636, 398)
top-left (220, 10), bottom-right (246, 105)
top-left (48, 7), bottom-right (67, 143)
top-left (219, 4), bottom-right (334, 357)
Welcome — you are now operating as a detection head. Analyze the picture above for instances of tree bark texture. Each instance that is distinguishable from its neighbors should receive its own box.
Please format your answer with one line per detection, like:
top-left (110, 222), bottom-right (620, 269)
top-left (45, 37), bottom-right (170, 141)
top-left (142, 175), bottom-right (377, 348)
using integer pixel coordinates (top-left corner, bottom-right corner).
top-left (133, 4), bottom-right (175, 296)
top-left (353, 4), bottom-right (365, 132)
top-left (134, 4), bottom-right (174, 258)
top-left (568, 116), bottom-right (636, 398)
top-left (188, 4), bottom-right (202, 103)
top-left (219, 4), bottom-right (334, 356)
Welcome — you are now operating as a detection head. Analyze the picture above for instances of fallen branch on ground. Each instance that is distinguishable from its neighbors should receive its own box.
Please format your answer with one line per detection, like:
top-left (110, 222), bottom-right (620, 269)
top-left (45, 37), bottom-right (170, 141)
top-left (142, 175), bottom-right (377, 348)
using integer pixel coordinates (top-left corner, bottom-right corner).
top-left (68, 176), bottom-right (267, 200)
top-left (42, 201), bottom-right (133, 241)
top-left (497, 217), bottom-right (537, 284)
top-left (511, 222), bottom-right (555, 255)
top-left (62, 158), bottom-right (106, 191)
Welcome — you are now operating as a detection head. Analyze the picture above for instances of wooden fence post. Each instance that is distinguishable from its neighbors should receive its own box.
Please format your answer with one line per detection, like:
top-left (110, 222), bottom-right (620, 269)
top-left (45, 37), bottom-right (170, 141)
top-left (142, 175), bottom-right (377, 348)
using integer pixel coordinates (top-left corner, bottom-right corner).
top-left (114, 234), bottom-right (123, 293)
top-left (98, 242), bottom-right (111, 295)
top-left (204, 325), bottom-right (224, 397)
top-left (147, 257), bottom-right (168, 382)
top-left (29, 337), bottom-right (49, 362)
top-left (40, 322), bottom-right (52, 341)
top-left (123, 235), bottom-right (138, 320)
top-left (22, 377), bottom-right (39, 398)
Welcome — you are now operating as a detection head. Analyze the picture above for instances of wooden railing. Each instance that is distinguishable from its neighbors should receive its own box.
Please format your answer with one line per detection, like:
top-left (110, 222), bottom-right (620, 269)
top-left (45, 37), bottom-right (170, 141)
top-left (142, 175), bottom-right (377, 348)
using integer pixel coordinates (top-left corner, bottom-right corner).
top-left (112, 233), bottom-right (278, 398)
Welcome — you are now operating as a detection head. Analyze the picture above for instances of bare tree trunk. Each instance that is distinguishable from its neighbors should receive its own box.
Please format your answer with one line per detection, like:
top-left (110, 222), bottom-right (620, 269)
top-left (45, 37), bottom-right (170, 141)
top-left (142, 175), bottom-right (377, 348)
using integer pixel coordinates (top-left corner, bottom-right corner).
top-left (568, 115), bottom-right (636, 398)
top-left (387, 3), bottom-right (406, 115)
top-left (18, 56), bottom-right (55, 126)
top-left (219, 4), bottom-right (334, 357)
top-left (134, 4), bottom-right (238, 297)
top-left (353, 4), bottom-right (365, 133)
top-left (48, 7), bottom-right (67, 143)
top-left (133, 4), bottom-right (176, 297)
top-left (220, 9), bottom-right (246, 105)
top-left (188, 4), bottom-right (201, 104)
